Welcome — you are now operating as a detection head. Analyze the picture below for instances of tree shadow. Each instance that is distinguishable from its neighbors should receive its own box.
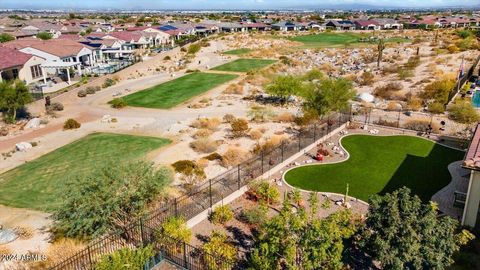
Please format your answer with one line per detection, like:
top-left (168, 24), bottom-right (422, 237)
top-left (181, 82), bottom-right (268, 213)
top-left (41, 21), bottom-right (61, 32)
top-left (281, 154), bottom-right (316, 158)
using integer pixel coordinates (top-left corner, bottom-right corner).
top-left (225, 225), bottom-right (254, 251)
top-left (379, 144), bottom-right (464, 202)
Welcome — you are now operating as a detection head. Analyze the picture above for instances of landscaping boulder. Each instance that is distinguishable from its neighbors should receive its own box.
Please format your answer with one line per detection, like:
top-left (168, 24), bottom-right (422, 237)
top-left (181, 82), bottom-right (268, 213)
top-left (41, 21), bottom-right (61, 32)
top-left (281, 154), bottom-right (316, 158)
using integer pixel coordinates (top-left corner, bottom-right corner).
top-left (15, 142), bottom-right (32, 152)
top-left (25, 118), bottom-right (40, 129)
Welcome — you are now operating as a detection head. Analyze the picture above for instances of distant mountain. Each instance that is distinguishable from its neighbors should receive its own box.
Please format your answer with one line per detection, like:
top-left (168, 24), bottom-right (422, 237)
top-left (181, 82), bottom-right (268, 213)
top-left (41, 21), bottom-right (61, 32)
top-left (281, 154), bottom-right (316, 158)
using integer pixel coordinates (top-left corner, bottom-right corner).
top-left (284, 3), bottom-right (480, 10)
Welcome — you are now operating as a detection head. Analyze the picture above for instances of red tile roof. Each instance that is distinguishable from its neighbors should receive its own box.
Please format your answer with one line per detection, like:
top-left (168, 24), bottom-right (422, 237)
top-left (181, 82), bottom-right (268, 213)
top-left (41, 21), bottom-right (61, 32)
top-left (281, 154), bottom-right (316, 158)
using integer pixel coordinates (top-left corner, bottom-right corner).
top-left (3, 38), bottom-right (87, 58)
top-left (108, 31), bottom-right (143, 42)
top-left (463, 123), bottom-right (480, 170)
top-left (0, 46), bottom-right (32, 70)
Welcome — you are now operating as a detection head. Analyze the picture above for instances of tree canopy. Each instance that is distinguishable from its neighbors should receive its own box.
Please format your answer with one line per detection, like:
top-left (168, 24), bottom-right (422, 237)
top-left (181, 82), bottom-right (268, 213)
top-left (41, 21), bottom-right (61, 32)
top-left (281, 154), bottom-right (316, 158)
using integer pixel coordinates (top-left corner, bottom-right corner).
top-left (52, 160), bottom-right (172, 239)
top-left (36, 31), bottom-right (53, 40)
top-left (302, 77), bottom-right (355, 117)
top-left (358, 187), bottom-right (474, 270)
top-left (248, 196), bottom-right (358, 269)
top-left (0, 80), bottom-right (32, 123)
top-left (265, 75), bottom-right (304, 100)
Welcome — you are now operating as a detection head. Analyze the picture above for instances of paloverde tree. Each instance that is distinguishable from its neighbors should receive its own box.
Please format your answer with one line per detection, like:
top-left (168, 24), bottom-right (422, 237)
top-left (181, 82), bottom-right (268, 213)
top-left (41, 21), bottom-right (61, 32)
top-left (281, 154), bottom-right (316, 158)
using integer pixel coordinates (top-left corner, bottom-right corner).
top-left (358, 187), bottom-right (475, 270)
top-left (265, 75), bottom-right (304, 102)
top-left (248, 196), bottom-right (358, 269)
top-left (0, 80), bottom-right (32, 123)
top-left (52, 160), bottom-right (172, 240)
top-left (302, 77), bottom-right (355, 117)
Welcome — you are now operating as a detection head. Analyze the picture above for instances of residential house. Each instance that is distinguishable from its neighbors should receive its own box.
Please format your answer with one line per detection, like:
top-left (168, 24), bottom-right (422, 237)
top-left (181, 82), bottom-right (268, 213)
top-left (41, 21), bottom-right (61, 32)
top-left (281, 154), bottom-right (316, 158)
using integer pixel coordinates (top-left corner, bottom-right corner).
top-left (0, 46), bottom-right (45, 84)
top-left (373, 18), bottom-right (403, 29)
top-left (271, 21), bottom-right (301, 31)
top-left (354, 20), bottom-right (381, 30)
top-left (218, 22), bottom-right (247, 33)
top-left (325, 20), bottom-right (356, 30)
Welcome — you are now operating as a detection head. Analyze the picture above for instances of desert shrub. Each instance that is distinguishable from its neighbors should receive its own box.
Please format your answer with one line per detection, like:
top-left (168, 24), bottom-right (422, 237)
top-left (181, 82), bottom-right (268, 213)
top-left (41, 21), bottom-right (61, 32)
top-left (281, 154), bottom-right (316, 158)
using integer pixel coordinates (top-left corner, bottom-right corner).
top-left (190, 137), bottom-right (218, 153)
top-left (180, 47), bottom-right (187, 52)
top-left (109, 98), bottom-right (127, 109)
top-left (382, 65), bottom-right (398, 74)
top-left (240, 206), bottom-right (268, 226)
top-left (359, 71), bottom-right (375, 86)
top-left (187, 43), bottom-right (201, 55)
top-left (158, 216), bottom-right (191, 244)
top-left (164, 55), bottom-right (171, 60)
top-left (204, 152), bottom-right (222, 161)
top-left (102, 78), bottom-right (116, 88)
top-left (373, 118), bottom-right (398, 127)
top-left (407, 97), bottom-right (423, 111)
top-left (210, 205), bottom-right (234, 225)
top-left (248, 179), bottom-right (280, 205)
top-left (172, 160), bottom-right (206, 186)
top-left (252, 135), bottom-right (288, 154)
top-left (448, 101), bottom-right (480, 124)
top-left (194, 128), bottom-right (213, 138)
top-left (428, 102), bottom-right (445, 114)
top-left (397, 68), bottom-right (414, 79)
top-left (294, 110), bottom-right (318, 126)
top-left (223, 83), bottom-right (243, 95)
top-left (14, 226), bottom-right (34, 240)
top-left (185, 69), bottom-right (200, 73)
top-left (37, 238), bottom-right (85, 267)
top-left (404, 56), bottom-right (421, 70)
top-left (202, 231), bottom-right (237, 269)
top-left (223, 114), bottom-right (236, 123)
top-left (50, 102), bottom-right (64, 111)
top-left (221, 146), bottom-right (249, 167)
top-left (373, 83), bottom-right (403, 100)
top-left (191, 118), bottom-right (221, 131)
top-left (63, 119), bottom-right (81, 130)
top-left (249, 129), bottom-right (263, 140)
top-left (77, 90), bottom-right (87, 97)
top-left (275, 112), bottom-right (295, 123)
top-left (447, 44), bottom-right (460, 53)
top-left (386, 102), bottom-right (401, 111)
top-left (404, 119), bottom-right (440, 132)
top-left (96, 246), bottom-right (154, 270)
top-left (86, 87), bottom-right (96, 94)
top-left (422, 78), bottom-right (455, 105)
top-left (231, 118), bottom-right (249, 137)
top-left (248, 105), bottom-right (275, 122)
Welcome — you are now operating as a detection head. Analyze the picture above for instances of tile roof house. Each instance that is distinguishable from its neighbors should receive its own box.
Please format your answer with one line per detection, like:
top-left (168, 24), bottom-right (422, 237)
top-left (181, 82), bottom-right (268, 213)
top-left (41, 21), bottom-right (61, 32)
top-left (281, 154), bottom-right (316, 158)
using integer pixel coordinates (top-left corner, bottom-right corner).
top-left (325, 20), bottom-right (356, 30)
top-left (354, 20), bottom-right (381, 30)
top-left (0, 46), bottom-right (46, 84)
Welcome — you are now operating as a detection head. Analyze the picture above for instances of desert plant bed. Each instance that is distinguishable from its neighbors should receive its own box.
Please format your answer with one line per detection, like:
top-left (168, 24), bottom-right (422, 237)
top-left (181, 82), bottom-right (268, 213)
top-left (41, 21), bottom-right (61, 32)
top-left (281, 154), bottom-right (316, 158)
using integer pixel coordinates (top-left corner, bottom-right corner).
top-left (284, 135), bottom-right (463, 202)
top-left (291, 32), bottom-right (410, 48)
top-left (122, 72), bottom-right (238, 109)
top-left (0, 133), bottom-right (170, 210)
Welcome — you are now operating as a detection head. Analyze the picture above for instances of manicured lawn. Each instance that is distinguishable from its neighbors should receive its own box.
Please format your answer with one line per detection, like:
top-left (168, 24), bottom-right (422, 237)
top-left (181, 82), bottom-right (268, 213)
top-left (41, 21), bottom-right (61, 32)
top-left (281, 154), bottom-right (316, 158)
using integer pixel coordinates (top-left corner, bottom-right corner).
top-left (284, 135), bottom-right (464, 202)
top-left (223, 48), bottom-right (252, 55)
top-left (0, 133), bottom-right (171, 211)
top-left (291, 32), bottom-right (410, 48)
top-left (211, 59), bottom-right (277, 73)
top-left (123, 72), bottom-right (238, 109)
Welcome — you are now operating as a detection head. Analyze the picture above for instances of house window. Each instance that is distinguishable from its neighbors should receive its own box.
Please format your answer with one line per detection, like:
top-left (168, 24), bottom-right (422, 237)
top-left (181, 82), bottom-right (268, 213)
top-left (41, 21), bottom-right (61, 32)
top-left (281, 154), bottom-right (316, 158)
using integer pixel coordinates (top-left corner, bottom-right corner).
top-left (30, 65), bottom-right (43, 79)
top-left (12, 69), bottom-right (19, 78)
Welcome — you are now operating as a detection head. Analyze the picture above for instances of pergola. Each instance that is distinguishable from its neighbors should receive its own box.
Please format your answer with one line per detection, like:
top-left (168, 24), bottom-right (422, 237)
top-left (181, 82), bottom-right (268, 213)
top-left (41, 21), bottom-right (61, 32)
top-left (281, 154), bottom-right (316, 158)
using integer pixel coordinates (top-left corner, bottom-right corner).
top-left (41, 61), bottom-right (82, 85)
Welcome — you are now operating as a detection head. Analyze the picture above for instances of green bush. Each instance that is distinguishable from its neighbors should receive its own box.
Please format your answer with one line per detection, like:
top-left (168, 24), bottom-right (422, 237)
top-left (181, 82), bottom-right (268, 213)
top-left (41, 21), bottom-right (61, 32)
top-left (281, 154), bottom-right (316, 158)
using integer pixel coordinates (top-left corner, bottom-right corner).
top-left (187, 43), bottom-right (201, 55)
top-left (240, 206), bottom-right (268, 225)
top-left (96, 246), bottom-right (154, 270)
top-left (448, 101), bottom-right (480, 124)
top-left (164, 55), bottom-right (171, 60)
top-left (158, 216), bottom-right (192, 246)
top-left (210, 205), bottom-right (234, 225)
top-left (202, 231), bottom-right (237, 270)
top-left (428, 102), bottom-right (445, 114)
top-left (204, 152), bottom-right (222, 161)
top-left (248, 179), bottom-right (280, 205)
top-left (102, 78), bottom-right (116, 88)
top-left (50, 102), bottom-right (64, 111)
top-left (77, 90), bottom-right (87, 97)
top-left (63, 119), bottom-right (81, 130)
top-left (109, 98), bottom-right (127, 109)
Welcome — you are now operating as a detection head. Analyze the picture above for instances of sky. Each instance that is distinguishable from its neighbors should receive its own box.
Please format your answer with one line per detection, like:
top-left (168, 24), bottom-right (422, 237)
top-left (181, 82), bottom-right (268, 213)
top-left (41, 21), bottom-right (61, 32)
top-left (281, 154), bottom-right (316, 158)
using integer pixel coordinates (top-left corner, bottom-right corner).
top-left (0, 0), bottom-right (477, 10)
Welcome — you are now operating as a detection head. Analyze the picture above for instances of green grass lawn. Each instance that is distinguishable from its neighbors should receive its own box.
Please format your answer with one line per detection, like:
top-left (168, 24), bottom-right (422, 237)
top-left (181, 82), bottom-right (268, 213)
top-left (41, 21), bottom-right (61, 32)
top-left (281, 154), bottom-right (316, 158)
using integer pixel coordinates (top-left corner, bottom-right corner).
top-left (123, 72), bottom-right (238, 109)
top-left (284, 135), bottom-right (464, 202)
top-left (291, 32), bottom-right (410, 48)
top-left (211, 59), bottom-right (277, 73)
top-left (223, 48), bottom-right (252, 55)
top-left (0, 133), bottom-right (170, 211)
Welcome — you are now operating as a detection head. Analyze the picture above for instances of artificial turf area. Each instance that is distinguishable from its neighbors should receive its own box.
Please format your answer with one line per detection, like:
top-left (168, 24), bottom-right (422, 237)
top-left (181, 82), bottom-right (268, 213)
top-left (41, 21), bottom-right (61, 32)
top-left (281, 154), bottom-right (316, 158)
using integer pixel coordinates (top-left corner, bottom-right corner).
top-left (122, 72), bottom-right (238, 109)
top-left (291, 32), bottom-right (410, 48)
top-left (284, 135), bottom-right (464, 202)
top-left (0, 133), bottom-right (170, 211)
top-left (223, 48), bottom-right (252, 55)
top-left (211, 58), bottom-right (277, 73)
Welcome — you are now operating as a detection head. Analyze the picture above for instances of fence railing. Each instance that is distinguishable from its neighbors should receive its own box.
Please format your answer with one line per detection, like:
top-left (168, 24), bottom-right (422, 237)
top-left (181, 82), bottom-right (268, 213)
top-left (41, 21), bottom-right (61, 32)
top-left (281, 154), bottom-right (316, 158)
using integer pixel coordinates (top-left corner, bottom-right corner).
top-left (49, 112), bottom-right (350, 270)
top-left (447, 54), bottom-right (480, 105)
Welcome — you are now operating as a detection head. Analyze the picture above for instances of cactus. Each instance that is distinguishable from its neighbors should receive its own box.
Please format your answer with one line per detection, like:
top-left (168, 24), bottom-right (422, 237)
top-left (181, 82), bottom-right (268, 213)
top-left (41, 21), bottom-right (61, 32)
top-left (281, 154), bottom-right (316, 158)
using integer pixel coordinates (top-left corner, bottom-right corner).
top-left (377, 38), bottom-right (385, 68)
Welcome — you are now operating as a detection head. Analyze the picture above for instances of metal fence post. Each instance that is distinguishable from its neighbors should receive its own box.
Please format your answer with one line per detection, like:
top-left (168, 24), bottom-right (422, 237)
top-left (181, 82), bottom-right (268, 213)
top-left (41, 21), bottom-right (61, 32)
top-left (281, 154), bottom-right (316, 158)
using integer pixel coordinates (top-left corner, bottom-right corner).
top-left (87, 245), bottom-right (93, 268)
top-left (209, 178), bottom-right (213, 208)
top-left (174, 198), bottom-right (178, 217)
top-left (261, 151), bottom-right (264, 175)
top-left (139, 219), bottom-right (145, 247)
top-left (237, 165), bottom-right (241, 190)
top-left (183, 241), bottom-right (188, 269)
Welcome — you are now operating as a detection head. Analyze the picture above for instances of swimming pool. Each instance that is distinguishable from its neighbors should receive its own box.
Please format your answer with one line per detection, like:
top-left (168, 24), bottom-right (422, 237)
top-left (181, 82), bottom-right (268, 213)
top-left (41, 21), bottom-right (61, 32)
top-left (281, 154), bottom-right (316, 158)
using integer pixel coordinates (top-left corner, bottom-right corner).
top-left (472, 90), bottom-right (480, 108)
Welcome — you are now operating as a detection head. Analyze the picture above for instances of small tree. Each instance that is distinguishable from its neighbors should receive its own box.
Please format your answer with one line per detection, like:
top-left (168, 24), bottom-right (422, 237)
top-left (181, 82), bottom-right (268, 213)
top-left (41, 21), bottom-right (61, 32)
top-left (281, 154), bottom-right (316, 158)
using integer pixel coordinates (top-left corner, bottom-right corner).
top-left (358, 187), bottom-right (474, 269)
top-left (230, 118), bottom-right (249, 137)
top-left (52, 161), bottom-right (172, 239)
top-left (202, 231), bottom-right (237, 270)
top-left (171, 160), bottom-right (206, 187)
top-left (157, 216), bottom-right (191, 252)
top-left (302, 77), bottom-right (355, 117)
top-left (0, 80), bottom-right (32, 123)
top-left (36, 32), bottom-right (53, 40)
top-left (265, 75), bottom-right (304, 101)
top-left (96, 246), bottom-right (154, 270)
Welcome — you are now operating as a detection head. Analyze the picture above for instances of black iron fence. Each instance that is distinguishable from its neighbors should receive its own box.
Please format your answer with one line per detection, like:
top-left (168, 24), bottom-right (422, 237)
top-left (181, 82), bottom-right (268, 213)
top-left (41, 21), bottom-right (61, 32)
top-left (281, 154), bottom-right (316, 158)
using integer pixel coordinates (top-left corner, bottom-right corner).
top-left (49, 112), bottom-right (350, 270)
top-left (447, 55), bottom-right (480, 105)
